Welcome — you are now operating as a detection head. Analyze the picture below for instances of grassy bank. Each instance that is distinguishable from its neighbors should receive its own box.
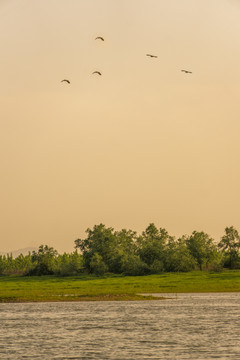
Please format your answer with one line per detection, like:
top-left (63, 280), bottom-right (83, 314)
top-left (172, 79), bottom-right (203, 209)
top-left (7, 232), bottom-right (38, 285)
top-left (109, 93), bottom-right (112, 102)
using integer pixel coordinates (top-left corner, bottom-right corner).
top-left (0, 271), bottom-right (240, 303)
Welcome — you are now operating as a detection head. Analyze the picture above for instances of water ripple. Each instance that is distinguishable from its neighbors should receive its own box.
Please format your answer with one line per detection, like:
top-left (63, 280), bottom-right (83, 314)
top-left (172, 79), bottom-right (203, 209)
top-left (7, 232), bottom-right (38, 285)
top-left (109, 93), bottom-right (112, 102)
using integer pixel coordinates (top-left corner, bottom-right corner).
top-left (0, 293), bottom-right (240, 359)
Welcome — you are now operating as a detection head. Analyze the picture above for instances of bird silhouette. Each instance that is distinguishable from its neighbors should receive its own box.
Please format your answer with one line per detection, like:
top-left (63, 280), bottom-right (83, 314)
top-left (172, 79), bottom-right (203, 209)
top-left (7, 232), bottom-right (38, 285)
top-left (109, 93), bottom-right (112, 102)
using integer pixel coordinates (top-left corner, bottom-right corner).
top-left (95, 37), bottom-right (104, 41)
top-left (146, 54), bottom-right (158, 58)
top-left (181, 70), bottom-right (192, 74)
top-left (92, 71), bottom-right (102, 76)
top-left (61, 79), bottom-right (70, 84)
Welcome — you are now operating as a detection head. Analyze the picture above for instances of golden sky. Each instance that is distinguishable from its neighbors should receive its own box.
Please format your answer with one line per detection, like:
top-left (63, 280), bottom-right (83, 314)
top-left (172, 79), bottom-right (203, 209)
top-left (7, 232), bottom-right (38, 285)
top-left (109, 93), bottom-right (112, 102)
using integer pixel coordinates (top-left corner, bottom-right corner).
top-left (1, 0), bottom-right (240, 252)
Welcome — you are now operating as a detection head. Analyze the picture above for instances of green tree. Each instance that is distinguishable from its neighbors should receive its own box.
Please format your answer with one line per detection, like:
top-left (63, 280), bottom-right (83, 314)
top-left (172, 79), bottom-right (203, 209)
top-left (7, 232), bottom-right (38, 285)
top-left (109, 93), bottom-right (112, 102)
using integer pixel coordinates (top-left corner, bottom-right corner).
top-left (0, 255), bottom-right (6, 275)
top-left (218, 226), bottom-right (240, 269)
top-left (75, 224), bottom-right (143, 275)
top-left (120, 253), bottom-right (149, 276)
top-left (55, 251), bottom-right (84, 276)
top-left (75, 224), bottom-right (120, 273)
top-left (89, 253), bottom-right (108, 275)
top-left (138, 224), bottom-right (170, 269)
top-left (14, 253), bottom-right (33, 275)
top-left (186, 231), bottom-right (218, 270)
top-left (165, 237), bottom-right (197, 272)
top-left (112, 229), bottom-right (139, 273)
top-left (29, 245), bottom-right (58, 275)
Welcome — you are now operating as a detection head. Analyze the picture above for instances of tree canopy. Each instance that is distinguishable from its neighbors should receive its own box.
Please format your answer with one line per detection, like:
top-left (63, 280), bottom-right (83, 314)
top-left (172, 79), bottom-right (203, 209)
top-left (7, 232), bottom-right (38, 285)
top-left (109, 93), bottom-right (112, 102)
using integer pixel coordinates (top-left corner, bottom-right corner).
top-left (1, 224), bottom-right (239, 276)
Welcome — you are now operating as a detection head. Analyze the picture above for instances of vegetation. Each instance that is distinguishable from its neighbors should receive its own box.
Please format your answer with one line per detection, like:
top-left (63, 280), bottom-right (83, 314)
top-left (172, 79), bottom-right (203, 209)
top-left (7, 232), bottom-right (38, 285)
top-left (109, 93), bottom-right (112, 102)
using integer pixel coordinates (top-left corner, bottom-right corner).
top-left (0, 247), bottom-right (83, 277)
top-left (0, 271), bottom-right (240, 303)
top-left (1, 224), bottom-right (240, 277)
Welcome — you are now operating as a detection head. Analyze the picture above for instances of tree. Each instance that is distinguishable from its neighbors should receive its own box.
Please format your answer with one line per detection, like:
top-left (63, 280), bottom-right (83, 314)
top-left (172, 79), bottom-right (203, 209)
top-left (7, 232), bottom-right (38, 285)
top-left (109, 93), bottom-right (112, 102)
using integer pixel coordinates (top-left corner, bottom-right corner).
top-left (186, 231), bottom-right (218, 270)
top-left (165, 237), bottom-right (197, 272)
top-left (75, 224), bottom-right (141, 274)
top-left (0, 255), bottom-right (6, 275)
top-left (137, 224), bottom-right (170, 269)
top-left (89, 253), bottom-right (108, 275)
top-left (14, 253), bottom-right (33, 275)
top-left (112, 229), bottom-right (140, 273)
top-left (75, 224), bottom-right (120, 273)
top-left (0, 253), bottom-right (33, 275)
top-left (29, 245), bottom-right (58, 275)
top-left (120, 253), bottom-right (149, 276)
top-left (218, 226), bottom-right (240, 269)
top-left (55, 251), bottom-right (84, 276)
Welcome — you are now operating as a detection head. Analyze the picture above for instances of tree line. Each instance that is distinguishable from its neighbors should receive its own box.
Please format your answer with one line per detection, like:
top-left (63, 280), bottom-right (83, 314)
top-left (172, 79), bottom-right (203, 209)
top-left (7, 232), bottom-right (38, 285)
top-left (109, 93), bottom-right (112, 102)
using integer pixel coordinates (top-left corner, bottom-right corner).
top-left (1, 224), bottom-right (240, 276)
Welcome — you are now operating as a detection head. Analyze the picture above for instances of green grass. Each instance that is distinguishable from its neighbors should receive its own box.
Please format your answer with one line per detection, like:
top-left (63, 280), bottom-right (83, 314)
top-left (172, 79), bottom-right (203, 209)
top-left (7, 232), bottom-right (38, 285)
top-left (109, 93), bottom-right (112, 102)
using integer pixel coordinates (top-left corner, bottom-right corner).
top-left (0, 271), bottom-right (240, 303)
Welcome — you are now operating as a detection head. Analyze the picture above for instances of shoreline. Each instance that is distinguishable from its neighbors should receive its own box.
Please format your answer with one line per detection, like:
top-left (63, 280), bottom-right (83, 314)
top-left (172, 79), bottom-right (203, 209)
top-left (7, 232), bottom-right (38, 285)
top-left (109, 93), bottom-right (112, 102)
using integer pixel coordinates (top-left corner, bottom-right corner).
top-left (0, 294), bottom-right (167, 303)
top-left (2, 292), bottom-right (240, 303)
top-left (2, 291), bottom-right (240, 303)
top-left (1, 271), bottom-right (240, 303)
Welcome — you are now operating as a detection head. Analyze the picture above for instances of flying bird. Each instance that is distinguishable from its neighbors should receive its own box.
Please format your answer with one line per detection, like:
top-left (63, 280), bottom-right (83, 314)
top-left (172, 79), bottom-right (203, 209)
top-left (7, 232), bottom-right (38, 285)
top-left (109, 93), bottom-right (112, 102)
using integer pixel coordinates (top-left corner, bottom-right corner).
top-left (146, 54), bottom-right (158, 58)
top-left (181, 70), bottom-right (192, 74)
top-left (61, 79), bottom-right (70, 84)
top-left (92, 71), bottom-right (102, 76)
top-left (95, 36), bottom-right (104, 41)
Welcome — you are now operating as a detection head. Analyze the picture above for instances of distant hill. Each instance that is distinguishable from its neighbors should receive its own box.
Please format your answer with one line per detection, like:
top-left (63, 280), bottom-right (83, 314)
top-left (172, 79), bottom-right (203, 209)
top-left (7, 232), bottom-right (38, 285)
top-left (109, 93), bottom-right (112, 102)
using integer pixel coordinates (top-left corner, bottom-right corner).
top-left (0, 247), bottom-right (37, 258)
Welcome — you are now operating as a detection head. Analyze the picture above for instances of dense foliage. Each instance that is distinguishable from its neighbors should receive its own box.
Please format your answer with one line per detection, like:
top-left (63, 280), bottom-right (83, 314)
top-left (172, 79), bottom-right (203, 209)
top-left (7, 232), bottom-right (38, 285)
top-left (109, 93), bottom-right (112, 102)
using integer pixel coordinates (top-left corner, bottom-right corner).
top-left (1, 224), bottom-right (240, 276)
top-left (0, 247), bottom-right (83, 276)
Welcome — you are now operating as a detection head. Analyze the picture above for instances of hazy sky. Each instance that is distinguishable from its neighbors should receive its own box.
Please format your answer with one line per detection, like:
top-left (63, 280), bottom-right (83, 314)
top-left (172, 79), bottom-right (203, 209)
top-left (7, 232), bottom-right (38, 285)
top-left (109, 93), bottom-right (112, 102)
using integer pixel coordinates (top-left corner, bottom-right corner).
top-left (1, 0), bottom-right (240, 253)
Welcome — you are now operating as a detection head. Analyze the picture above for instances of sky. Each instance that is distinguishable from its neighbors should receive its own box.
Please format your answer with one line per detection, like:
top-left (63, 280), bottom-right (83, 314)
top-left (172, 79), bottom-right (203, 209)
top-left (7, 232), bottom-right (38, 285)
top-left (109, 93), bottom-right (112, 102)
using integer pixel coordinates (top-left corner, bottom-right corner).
top-left (1, 0), bottom-right (240, 253)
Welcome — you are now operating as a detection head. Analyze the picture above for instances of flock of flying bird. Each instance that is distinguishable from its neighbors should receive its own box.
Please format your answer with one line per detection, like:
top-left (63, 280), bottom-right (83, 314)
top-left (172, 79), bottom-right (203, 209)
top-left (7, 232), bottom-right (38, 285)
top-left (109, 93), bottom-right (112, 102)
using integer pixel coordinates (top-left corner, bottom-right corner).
top-left (61, 36), bottom-right (192, 84)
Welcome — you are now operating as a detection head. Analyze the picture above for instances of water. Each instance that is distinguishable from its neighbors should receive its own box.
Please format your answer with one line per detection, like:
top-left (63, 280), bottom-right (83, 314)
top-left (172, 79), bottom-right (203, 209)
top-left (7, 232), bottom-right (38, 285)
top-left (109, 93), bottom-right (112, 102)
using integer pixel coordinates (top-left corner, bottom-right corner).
top-left (0, 293), bottom-right (240, 360)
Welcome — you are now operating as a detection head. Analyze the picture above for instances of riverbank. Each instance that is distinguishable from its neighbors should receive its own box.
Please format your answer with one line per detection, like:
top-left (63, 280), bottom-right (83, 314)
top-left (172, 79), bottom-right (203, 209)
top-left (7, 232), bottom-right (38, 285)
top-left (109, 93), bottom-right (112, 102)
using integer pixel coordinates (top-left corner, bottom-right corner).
top-left (0, 270), bottom-right (240, 303)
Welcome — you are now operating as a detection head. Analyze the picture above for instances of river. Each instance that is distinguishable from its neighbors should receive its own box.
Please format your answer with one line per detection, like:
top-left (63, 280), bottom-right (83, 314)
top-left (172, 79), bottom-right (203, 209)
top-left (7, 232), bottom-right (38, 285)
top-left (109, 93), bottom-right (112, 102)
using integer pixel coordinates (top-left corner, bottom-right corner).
top-left (0, 293), bottom-right (240, 359)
